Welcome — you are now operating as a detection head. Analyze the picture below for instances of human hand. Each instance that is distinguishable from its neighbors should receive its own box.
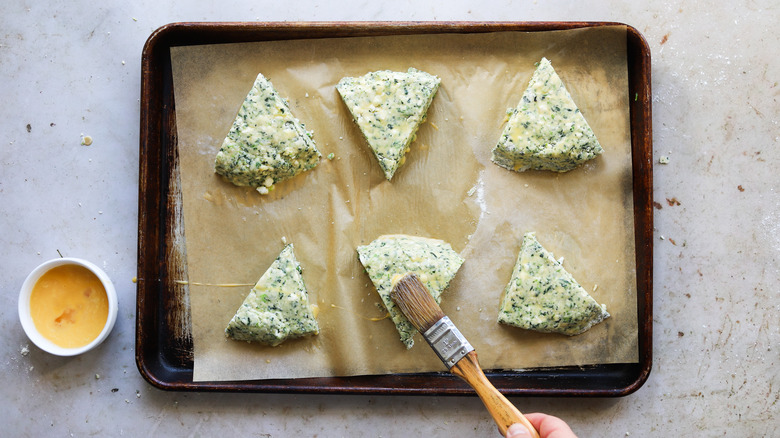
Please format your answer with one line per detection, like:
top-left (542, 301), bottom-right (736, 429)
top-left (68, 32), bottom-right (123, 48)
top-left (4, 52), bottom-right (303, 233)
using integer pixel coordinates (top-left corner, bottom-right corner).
top-left (505, 413), bottom-right (577, 438)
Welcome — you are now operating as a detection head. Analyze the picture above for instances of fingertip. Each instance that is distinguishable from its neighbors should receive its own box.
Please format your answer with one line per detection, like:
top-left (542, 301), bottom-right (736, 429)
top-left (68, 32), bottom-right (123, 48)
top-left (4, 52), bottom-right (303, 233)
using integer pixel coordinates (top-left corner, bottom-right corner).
top-left (506, 423), bottom-right (533, 438)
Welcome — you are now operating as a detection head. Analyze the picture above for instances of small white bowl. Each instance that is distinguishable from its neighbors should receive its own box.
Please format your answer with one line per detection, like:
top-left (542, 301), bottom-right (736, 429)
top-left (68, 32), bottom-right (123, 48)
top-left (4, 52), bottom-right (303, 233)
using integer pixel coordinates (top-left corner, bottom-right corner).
top-left (18, 257), bottom-right (118, 356)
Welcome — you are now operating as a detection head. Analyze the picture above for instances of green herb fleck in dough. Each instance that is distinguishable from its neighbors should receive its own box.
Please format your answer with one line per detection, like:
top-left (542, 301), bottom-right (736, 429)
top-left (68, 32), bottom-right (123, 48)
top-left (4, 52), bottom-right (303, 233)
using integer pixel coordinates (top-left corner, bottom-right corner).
top-left (497, 232), bottom-right (609, 335)
top-left (214, 73), bottom-right (321, 191)
top-left (357, 235), bottom-right (464, 348)
top-left (336, 68), bottom-right (440, 180)
top-left (491, 58), bottom-right (604, 173)
top-left (225, 244), bottom-right (319, 346)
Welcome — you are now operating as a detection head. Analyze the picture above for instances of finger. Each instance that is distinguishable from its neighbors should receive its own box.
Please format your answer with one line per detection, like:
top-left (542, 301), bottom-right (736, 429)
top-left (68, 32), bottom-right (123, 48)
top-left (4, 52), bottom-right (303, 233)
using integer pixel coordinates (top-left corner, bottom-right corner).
top-left (506, 423), bottom-right (536, 438)
top-left (524, 413), bottom-right (577, 438)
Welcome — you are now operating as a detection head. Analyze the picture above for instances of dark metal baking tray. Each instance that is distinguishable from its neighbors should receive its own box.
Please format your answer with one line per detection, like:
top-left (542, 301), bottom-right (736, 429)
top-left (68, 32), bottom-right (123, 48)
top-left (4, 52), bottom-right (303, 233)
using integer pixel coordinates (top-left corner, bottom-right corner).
top-left (137, 21), bottom-right (652, 396)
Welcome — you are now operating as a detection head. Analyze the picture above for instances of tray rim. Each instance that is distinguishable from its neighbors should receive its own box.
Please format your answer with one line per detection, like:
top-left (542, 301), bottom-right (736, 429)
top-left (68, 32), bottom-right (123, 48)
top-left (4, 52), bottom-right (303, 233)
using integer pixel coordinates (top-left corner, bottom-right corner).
top-left (137, 20), bottom-right (652, 396)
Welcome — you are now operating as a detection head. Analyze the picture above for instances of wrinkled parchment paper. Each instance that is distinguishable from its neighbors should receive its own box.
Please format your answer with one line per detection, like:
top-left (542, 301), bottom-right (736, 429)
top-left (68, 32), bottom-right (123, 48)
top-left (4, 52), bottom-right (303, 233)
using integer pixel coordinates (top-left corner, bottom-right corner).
top-left (170, 26), bottom-right (638, 382)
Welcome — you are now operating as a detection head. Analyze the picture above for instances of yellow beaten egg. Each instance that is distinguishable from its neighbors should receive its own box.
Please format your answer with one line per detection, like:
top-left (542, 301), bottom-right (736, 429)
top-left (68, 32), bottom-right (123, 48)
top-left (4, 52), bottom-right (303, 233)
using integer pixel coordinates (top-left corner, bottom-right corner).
top-left (19, 258), bottom-right (117, 356)
top-left (29, 264), bottom-right (110, 349)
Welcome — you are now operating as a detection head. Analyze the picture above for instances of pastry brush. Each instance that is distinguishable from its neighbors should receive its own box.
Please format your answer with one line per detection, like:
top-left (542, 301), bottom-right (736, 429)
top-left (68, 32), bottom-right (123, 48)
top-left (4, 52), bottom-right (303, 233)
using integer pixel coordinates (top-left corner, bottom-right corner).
top-left (391, 273), bottom-right (539, 438)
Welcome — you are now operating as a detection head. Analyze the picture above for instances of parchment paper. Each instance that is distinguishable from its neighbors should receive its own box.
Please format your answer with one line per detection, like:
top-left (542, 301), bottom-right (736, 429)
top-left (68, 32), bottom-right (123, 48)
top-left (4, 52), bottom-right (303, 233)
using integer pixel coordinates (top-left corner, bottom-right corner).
top-left (170, 26), bottom-right (638, 382)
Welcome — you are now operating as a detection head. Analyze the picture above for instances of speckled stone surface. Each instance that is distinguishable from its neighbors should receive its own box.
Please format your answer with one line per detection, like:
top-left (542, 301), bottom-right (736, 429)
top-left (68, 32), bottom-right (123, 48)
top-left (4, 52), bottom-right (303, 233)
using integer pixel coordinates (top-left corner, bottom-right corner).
top-left (1, 1), bottom-right (777, 436)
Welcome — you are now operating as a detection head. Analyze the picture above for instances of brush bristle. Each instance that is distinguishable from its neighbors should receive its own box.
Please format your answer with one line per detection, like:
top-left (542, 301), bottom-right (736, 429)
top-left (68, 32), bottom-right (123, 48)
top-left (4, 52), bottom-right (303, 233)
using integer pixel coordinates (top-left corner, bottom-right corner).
top-left (390, 273), bottom-right (445, 332)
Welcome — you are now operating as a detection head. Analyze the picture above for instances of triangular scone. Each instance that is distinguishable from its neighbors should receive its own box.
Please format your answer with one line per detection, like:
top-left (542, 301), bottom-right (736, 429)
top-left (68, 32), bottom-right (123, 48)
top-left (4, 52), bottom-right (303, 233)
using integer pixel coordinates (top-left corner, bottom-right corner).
top-left (215, 73), bottom-right (320, 192)
top-left (492, 58), bottom-right (604, 173)
top-left (497, 233), bottom-right (609, 335)
top-left (225, 244), bottom-right (319, 346)
top-left (357, 235), bottom-right (464, 348)
top-left (336, 68), bottom-right (440, 180)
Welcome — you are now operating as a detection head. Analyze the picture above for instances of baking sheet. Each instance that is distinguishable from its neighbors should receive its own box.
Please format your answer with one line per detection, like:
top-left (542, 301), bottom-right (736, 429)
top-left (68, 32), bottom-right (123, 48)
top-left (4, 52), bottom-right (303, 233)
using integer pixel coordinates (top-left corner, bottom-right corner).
top-left (169, 26), bottom-right (638, 383)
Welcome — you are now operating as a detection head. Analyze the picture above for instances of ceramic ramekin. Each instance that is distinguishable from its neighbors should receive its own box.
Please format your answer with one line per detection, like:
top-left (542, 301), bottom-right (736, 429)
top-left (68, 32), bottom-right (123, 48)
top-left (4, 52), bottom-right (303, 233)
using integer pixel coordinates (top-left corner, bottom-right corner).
top-left (18, 257), bottom-right (118, 356)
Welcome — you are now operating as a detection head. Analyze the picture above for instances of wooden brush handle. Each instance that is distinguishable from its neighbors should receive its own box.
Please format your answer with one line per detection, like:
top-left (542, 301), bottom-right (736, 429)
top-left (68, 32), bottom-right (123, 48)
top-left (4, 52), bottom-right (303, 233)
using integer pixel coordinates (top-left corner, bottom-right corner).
top-left (450, 351), bottom-right (539, 438)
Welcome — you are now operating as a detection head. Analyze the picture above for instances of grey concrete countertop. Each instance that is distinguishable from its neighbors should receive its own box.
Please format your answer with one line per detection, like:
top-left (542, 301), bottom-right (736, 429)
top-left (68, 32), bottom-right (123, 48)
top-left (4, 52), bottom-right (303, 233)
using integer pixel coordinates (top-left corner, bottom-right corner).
top-left (2, 1), bottom-right (777, 436)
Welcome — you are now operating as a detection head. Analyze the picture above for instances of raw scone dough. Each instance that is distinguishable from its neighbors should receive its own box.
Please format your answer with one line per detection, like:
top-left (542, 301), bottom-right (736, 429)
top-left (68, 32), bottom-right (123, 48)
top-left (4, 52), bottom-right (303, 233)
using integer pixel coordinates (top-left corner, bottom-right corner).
top-left (225, 244), bottom-right (319, 346)
top-left (492, 58), bottom-right (603, 173)
top-left (337, 68), bottom-right (440, 180)
top-left (214, 73), bottom-right (320, 192)
top-left (357, 235), bottom-right (464, 348)
top-left (497, 232), bottom-right (609, 335)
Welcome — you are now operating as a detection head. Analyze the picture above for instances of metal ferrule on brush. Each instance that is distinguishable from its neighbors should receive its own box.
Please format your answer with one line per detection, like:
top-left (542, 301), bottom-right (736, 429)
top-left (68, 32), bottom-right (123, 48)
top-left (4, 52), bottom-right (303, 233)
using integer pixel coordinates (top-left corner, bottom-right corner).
top-left (422, 316), bottom-right (474, 368)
